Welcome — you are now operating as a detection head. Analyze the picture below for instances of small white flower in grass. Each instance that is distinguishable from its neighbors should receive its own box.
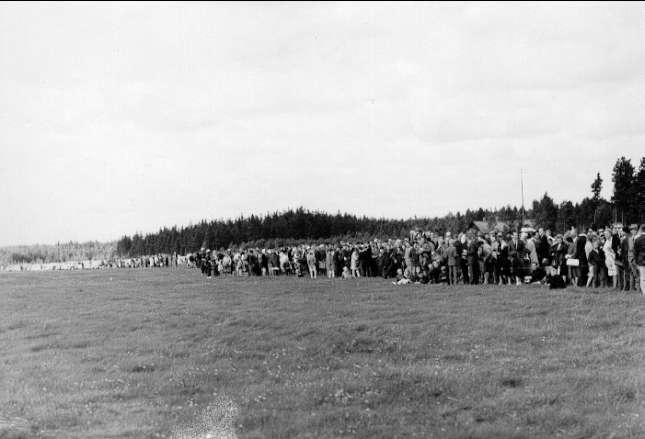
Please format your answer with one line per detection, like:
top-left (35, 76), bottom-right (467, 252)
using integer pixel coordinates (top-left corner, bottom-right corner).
top-left (171, 396), bottom-right (239, 439)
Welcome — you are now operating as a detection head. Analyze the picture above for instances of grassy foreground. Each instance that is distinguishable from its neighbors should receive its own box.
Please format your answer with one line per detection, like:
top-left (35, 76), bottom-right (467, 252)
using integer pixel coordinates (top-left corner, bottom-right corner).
top-left (0, 269), bottom-right (644, 439)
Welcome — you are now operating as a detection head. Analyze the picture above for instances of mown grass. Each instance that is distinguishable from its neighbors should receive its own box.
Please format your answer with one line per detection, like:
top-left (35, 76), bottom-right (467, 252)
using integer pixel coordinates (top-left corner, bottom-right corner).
top-left (0, 269), bottom-right (643, 438)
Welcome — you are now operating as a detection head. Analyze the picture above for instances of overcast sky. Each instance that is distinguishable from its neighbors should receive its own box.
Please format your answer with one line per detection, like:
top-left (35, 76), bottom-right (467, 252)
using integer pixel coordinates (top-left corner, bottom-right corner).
top-left (1, 2), bottom-right (644, 246)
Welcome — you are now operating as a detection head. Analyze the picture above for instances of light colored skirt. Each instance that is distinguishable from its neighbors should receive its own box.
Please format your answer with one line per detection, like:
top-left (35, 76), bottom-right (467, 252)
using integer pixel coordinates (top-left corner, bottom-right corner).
top-left (604, 248), bottom-right (616, 276)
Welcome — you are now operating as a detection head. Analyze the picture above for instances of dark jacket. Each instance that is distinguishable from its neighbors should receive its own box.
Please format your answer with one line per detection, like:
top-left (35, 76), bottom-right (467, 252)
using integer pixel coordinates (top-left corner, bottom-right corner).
top-left (537, 235), bottom-right (550, 262)
top-left (621, 236), bottom-right (632, 264)
top-left (575, 235), bottom-right (588, 267)
top-left (635, 235), bottom-right (645, 266)
top-left (588, 249), bottom-right (599, 266)
top-left (508, 239), bottom-right (524, 260)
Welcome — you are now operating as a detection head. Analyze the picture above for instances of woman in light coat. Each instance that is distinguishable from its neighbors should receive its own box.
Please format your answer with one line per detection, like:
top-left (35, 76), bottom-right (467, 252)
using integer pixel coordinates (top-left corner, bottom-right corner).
top-left (350, 248), bottom-right (360, 278)
top-left (325, 246), bottom-right (335, 279)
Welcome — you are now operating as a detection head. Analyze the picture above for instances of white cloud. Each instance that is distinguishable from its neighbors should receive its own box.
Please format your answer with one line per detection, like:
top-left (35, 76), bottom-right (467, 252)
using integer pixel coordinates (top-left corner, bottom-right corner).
top-left (1, 2), bottom-right (644, 245)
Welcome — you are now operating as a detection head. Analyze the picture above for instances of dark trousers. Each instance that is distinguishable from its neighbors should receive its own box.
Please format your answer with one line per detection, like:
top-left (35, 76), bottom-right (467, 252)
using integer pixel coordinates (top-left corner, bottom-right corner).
top-left (460, 259), bottom-right (469, 284)
top-left (449, 265), bottom-right (459, 285)
top-left (468, 257), bottom-right (479, 285)
top-left (577, 266), bottom-right (588, 287)
top-left (616, 264), bottom-right (625, 289)
top-left (622, 262), bottom-right (632, 291)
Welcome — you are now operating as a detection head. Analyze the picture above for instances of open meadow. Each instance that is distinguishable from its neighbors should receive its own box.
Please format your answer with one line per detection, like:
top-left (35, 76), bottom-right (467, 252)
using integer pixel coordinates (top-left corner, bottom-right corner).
top-left (0, 269), bottom-right (644, 439)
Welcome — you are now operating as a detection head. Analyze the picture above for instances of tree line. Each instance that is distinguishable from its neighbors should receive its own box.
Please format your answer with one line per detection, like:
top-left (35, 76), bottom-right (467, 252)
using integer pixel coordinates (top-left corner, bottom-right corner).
top-left (0, 241), bottom-right (117, 265)
top-left (2, 156), bottom-right (642, 263)
top-left (115, 156), bottom-right (644, 258)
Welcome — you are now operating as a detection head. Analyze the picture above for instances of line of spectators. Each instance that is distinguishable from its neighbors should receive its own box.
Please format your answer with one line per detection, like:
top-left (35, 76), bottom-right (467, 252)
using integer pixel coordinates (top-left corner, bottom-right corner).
top-left (193, 224), bottom-right (645, 293)
top-left (1, 253), bottom-right (188, 271)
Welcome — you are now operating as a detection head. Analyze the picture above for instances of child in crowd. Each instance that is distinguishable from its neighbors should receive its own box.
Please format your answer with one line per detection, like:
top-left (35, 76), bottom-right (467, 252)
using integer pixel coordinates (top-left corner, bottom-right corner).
top-left (392, 268), bottom-right (411, 285)
top-left (415, 266), bottom-right (429, 284)
top-left (439, 266), bottom-right (449, 284)
top-left (546, 265), bottom-right (566, 289)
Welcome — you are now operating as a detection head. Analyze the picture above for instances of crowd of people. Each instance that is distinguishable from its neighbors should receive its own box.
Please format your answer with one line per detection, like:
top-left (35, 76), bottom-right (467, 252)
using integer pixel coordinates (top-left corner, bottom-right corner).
top-left (1, 253), bottom-right (189, 272)
top-left (192, 223), bottom-right (645, 293)
top-left (5, 223), bottom-right (643, 293)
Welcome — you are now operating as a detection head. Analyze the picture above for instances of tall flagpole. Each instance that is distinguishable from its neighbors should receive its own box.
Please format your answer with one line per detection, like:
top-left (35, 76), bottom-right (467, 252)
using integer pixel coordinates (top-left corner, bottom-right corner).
top-left (520, 169), bottom-right (525, 229)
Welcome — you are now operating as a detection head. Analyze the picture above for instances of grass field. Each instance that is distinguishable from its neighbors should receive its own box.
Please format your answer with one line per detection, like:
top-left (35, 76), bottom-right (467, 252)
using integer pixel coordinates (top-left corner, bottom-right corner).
top-left (0, 269), bottom-right (644, 439)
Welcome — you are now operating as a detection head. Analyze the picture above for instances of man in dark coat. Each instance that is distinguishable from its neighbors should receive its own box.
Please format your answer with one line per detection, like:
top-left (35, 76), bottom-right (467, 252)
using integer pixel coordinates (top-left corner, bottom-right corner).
top-left (621, 226), bottom-right (633, 291)
top-left (574, 232), bottom-right (589, 287)
top-left (334, 247), bottom-right (345, 277)
top-left (467, 235), bottom-right (482, 284)
top-left (455, 237), bottom-right (469, 284)
top-left (537, 228), bottom-right (551, 265)
top-left (508, 232), bottom-right (525, 285)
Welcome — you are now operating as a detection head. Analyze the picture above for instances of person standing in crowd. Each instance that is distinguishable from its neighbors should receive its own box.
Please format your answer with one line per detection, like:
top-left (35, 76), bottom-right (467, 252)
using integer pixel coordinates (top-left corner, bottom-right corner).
top-left (545, 229), bottom-right (555, 247)
top-left (603, 229), bottom-right (617, 289)
top-left (447, 238), bottom-right (458, 285)
top-left (436, 237), bottom-right (447, 264)
top-left (418, 246), bottom-right (429, 277)
top-left (350, 247), bottom-right (360, 278)
top-left (457, 234), bottom-right (468, 284)
top-left (266, 249), bottom-right (275, 276)
top-left (564, 233), bottom-right (576, 285)
top-left (497, 234), bottom-right (511, 285)
top-left (551, 234), bottom-right (568, 278)
top-left (508, 232), bottom-right (524, 285)
top-left (403, 241), bottom-right (414, 278)
top-left (612, 225), bottom-right (624, 289)
top-left (634, 224), bottom-right (645, 295)
top-left (342, 245), bottom-right (352, 274)
top-left (480, 235), bottom-right (493, 284)
top-left (306, 247), bottom-right (317, 279)
top-left (628, 224), bottom-right (640, 293)
top-left (325, 245), bottom-right (335, 279)
top-left (574, 229), bottom-right (588, 287)
top-left (271, 249), bottom-right (280, 276)
top-left (524, 231), bottom-right (539, 274)
top-left (371, 241), bottom-right (380, 277)
top-left (359, 243), bottom-right (370, 277)
top-left (299, 247), bottom-right (309, 277)
top-left (621, 226), bottom-right (634, 291)
top-left (467, 234), bottom-right (480, 284)
top-left (586, 238), bottom-right (600, 288)
top-left (597, 234), bottom-right (607, 287)
top-left (260, 250), bottom-right (268, 276)
top-left (249, 250), bottom-right (260, 276)
top-left (334, 246), bottom-right (344, 277)
top-left (537, 228), bottom-right (550, 265)
top-left (278, 249), bottom-right (289, 274)
top-left (316, 245), bottom-right (326, 277)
